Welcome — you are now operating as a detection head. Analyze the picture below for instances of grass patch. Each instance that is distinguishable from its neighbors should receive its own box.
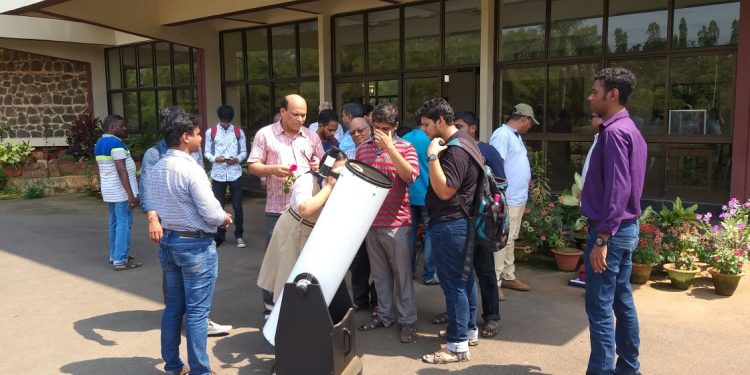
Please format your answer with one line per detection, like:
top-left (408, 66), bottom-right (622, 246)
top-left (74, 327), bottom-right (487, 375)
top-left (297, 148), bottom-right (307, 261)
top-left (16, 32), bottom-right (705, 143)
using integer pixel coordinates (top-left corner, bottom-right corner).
top-left (0, 188), bottom-right (22, 200)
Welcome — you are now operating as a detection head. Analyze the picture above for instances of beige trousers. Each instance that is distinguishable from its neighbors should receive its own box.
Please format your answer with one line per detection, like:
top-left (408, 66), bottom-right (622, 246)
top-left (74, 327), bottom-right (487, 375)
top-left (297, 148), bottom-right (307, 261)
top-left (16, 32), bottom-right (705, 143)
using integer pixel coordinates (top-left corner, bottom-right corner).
top-left (494, 204), bottom-right (526, 284)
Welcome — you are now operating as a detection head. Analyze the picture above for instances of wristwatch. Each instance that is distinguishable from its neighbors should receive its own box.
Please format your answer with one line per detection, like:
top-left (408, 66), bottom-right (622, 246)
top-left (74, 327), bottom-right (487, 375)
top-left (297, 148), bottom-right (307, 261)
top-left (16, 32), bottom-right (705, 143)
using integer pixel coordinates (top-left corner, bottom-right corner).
top-left (428, 153), bottom-right (438, 161)
top-left (595, 236), bottom-right (608, 247)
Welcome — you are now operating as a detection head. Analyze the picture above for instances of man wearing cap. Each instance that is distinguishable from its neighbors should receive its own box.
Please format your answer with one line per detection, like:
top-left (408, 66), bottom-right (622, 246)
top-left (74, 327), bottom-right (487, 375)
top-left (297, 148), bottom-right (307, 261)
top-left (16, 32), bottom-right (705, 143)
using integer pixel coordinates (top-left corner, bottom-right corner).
top-left (488, 103), bottom-right (538, 294)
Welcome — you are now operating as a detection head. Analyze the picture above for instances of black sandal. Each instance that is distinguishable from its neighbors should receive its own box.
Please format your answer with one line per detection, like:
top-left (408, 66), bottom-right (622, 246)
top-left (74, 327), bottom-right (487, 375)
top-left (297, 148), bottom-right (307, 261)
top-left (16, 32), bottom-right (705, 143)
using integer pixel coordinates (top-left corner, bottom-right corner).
top-left (359, 316), bottom-right (385, 331)
top-left (481, 320), bottom-right (499, 338)
top-left (431, 312), bottom-right (448, 325)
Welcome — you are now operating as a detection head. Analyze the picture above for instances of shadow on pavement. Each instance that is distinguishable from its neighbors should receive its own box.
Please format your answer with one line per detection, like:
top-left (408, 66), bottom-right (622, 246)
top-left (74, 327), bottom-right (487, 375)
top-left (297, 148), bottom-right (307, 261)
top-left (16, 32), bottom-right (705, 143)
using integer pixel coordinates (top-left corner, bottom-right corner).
top-left (74, 309), bottom-right (162, 346)
top-left (417, 364), bottom-right (551, 374)
top-left (60, 356), bottom-right (164, 375)
top-left (212, 330), bottom-right (275, 374)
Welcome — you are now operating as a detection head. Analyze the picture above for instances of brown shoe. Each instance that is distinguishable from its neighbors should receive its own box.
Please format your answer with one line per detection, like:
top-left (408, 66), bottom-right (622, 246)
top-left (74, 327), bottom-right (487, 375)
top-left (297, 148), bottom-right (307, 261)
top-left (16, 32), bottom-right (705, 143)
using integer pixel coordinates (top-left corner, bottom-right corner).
top-left (498, 287), bottom-right (506, 301)
top-left (501, 278), bottom-right (530, 291)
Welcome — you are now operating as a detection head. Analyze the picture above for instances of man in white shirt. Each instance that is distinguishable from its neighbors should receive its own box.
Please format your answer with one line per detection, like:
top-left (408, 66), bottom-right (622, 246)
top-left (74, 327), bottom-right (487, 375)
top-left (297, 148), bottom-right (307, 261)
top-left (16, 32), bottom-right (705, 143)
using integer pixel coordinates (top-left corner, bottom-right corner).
top-left (488, 103), bottom-right (537, 293)
top-left (205, 105), bottom-right (248, 248)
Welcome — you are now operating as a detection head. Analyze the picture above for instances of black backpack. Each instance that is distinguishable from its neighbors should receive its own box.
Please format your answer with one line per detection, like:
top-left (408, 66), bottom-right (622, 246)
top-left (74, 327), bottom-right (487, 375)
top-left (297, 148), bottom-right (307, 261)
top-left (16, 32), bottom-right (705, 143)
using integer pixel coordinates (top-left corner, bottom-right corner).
top-left (446, 137), bottom-right (510, 280)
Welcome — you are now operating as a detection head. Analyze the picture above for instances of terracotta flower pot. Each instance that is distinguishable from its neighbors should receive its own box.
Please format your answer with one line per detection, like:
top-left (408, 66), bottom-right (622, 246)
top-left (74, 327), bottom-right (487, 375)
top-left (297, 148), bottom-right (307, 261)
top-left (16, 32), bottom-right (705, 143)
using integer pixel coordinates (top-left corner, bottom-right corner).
top-left (708, 268), bottom-right (745, 296)
top-left (551, 248), bottom-right (583, 272)
top-left (663, 263), bottom-right (700, 290)
top-left (630, 263), bottom-right (654, 285)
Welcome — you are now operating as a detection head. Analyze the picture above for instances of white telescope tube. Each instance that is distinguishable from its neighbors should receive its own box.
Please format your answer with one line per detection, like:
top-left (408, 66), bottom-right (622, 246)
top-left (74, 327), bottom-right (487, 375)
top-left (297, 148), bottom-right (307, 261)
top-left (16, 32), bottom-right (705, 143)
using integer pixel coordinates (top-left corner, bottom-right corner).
top-left (263, 160), bottom-right (392, 345)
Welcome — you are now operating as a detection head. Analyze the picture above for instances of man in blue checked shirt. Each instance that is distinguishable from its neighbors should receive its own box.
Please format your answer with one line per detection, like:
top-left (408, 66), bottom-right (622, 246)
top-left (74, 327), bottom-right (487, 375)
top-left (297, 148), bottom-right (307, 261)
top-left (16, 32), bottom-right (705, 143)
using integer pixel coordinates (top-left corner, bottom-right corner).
top-left (205, 105), bottom-right (248, 248)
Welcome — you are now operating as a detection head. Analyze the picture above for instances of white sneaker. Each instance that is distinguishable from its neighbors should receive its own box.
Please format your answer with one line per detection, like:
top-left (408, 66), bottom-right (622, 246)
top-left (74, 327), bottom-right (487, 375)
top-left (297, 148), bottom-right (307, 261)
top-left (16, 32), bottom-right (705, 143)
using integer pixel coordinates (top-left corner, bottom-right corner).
top-left (207, 319), bottom-right (232, 336)
top-left (236, 238), bottom-right (247, 248)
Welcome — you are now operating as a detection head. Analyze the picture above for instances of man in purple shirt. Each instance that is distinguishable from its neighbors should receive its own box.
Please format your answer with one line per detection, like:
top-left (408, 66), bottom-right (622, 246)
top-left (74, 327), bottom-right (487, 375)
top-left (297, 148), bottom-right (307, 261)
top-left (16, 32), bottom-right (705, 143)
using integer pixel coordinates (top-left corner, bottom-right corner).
top-left (581, 67), bottom-right (647, 375)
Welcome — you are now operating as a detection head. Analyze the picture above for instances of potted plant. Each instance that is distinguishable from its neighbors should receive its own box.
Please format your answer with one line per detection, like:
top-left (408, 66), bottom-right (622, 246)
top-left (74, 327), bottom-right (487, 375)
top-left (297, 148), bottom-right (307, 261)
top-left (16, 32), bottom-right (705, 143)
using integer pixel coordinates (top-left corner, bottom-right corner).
top-left (655, 197), bottom-right (698, 266)
top-left (0, 141), bottom-right (34, 177)
top-left (662, 230), bottom-right (700, 290)
top-left (695, 199), bottom-right (749, 296)
top-left (549, 231), bottom-right (583, 272)
top-left (631, 223), bottom-right (663, 284)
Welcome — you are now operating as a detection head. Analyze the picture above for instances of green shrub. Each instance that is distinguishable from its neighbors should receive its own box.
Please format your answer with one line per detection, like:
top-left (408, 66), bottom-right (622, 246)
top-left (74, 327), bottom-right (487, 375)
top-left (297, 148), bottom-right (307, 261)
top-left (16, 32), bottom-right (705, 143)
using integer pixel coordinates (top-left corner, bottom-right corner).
top-left (23, 182), bottom-right (45, 199)
top-left (0, 168), bottom-right (7, 190)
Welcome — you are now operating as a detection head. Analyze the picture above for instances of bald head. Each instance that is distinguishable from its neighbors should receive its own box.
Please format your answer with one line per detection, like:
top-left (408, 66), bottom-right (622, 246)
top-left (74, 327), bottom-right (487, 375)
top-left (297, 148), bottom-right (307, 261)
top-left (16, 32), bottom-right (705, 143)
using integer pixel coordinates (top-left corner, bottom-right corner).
top-left (350, 117), bottom-right (371, 146)
top-left (280, 94), bottom-right (307, 133)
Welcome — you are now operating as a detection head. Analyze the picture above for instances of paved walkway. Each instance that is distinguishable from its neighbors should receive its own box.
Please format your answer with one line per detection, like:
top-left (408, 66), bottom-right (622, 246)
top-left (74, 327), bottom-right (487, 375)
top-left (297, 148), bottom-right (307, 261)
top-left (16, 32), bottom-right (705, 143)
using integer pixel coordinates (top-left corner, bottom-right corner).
top-left (1, 194), bottom-right (748, 374)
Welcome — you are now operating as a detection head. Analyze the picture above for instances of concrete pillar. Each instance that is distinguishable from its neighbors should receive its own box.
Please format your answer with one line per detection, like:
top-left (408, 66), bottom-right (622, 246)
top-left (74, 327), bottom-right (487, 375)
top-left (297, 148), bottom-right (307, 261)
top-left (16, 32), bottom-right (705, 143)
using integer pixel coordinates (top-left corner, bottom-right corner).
top-left (318, 14), bottom-right (333, 105)
top-left (478, 0), bottom-right (496, 142)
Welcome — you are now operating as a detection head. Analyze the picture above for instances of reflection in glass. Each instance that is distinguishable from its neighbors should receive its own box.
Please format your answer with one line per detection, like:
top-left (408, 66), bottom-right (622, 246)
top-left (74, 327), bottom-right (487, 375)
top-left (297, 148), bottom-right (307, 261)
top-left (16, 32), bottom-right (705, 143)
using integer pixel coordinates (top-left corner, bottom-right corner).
top-left (246, 28), bottom-right (269, 80)
top-left (272, 25), bottom-right (297, 79)
top-left (644, 143), bottom-right (664, 197)
top-left (669, 54), bottom-right (735, 136)
top-left (122, 46), bottom-right (137, 89)
top-left (550, 0), bottom-right (603, 57)
top-left (500, 67), bottom-right (545, 133)
top-left (274, 82), bottom-right (298, 114)
top-left (155, 42), bottom-right (172, 86)
top-left (138, 44), bottom-right (154, 87)
top-left (405, 3), bottom-right (440, 69)
top-left (335, 15), bottom-right (365, 74)
top-left (445, 0), bottom-right (481, 66)
top-left (336, 82), bottom-right (365, 113)
top-left (225, 85), bottom-right (248, 133)
top-left (300, 81), bottom-right (320, 123)
top-left (123, 92), bottom-right (138, 129)
top-left (248, 84), bottom-right (270, 137)
top-left (222, 32), bottom-right (244, 81)
top-left (157, 89), bottom-right (173, 117)
top-left (548, 141), bottom-right (592, 191)
top-left (192, 49), bottom-right (199, 86)
top-left (608, 1), bottom-right (668, 53)
top-left (547, 64), bottom-right (599, 134)
top-left (665, 143), bottom-right (731, 202)
top-left (107, 49), bottom-right (121, 90)
top-left (499, 0), bottom-right (545, 61)
top-left (109, 93), bottom-right (123, 120)
top-left (140, 91), bottom-right (156, 131)
top-left (609, 59), bottom-right (667, 135)
top-left (368, 80), bottom-right (399, 107)
top-left (368, 9), bottom-right (400, 72)
top-left (673, 1), bottom-right (740, 48)
top-left (299, 21), bottom-right (319, 77)
top-left (404, 77), bottom-right (441, 122)
top-left (175, 88), bottom-right (196, 115)
top-left (173, 45), bottom-right (192, 85)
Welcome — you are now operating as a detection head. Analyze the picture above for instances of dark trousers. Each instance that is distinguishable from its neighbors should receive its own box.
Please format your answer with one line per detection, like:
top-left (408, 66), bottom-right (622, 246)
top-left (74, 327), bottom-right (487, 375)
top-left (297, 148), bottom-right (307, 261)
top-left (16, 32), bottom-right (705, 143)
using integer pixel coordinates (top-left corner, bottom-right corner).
top-left (350, 241), bottom-right (377, 308)
top-left (212, 179), bottom-right (244, 242)
top-left (473, 241), bottom-right (501, 323)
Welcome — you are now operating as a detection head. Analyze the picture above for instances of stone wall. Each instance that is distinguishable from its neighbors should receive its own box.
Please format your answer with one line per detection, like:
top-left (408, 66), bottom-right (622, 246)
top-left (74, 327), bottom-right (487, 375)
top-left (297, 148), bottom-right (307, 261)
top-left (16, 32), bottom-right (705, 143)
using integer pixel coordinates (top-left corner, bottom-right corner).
top-left (0, 47), bottom-right (90, 140)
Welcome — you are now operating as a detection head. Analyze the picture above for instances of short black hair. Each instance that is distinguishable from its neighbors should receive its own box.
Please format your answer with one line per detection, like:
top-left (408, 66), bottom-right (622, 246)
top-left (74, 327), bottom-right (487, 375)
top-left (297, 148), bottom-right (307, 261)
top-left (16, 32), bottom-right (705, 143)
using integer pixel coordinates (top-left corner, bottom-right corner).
top-left (162, 108), bottom-right (200, 147)
top-left (455, 110), bottom-right (478, 126)
top-left (103, 115), bottom-right (123, 132)
top-left (342, 102), bottom-right (364, 118)
top-left (364, 104), bottom-right (374, 115)
top-left (318, 109), bottom-right (339, 125)
top-left (416, 98), bottom-right (454, 125)
top-left (217, 105), bottom-right (234, 122)
top-left (593, 67), bottom-right (637, 106)
top-left (371, 103), bottom-right (399, 126)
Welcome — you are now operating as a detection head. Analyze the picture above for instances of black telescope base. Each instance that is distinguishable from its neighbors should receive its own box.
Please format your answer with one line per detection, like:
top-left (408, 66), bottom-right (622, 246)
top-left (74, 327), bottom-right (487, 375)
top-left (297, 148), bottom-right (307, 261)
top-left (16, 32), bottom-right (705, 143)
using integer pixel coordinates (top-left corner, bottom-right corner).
top-left (274, 278), bottom-right (363, 375)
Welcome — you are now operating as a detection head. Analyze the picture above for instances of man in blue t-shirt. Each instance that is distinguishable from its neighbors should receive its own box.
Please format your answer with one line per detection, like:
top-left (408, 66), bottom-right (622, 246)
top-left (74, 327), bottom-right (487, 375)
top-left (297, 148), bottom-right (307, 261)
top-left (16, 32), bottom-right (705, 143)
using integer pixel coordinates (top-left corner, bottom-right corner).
top-left (402, 119), bottom-right (438, 285)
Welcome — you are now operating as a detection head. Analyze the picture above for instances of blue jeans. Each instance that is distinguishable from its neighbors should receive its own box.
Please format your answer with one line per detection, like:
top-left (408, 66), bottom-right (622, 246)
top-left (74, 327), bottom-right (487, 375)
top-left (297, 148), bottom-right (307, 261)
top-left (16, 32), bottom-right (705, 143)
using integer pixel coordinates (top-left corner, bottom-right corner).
top-left (584, 220), bottom-right (640, 375)
top-left (430, 217), bottom-right (478, 352)
top-left (410, 205), bottom-right (435, 282)
top-left (107, 201), bottom-right (132, 265)
top-left (159, 231), bottom-right (218, 375)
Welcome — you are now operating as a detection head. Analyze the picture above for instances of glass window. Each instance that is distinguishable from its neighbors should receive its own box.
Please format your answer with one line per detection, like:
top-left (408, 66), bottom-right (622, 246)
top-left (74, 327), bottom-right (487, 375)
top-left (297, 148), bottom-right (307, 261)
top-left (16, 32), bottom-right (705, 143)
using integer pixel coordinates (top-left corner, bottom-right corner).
top-left (673, 0), bottom-right (740, 48)
top-left (274, 82), bottom-right (299, 114)
top-left (335, 15), bottom-right (365, 74)
top-left (123, 92), bottom-right (138, 130)
top-left (248, 84), bottom-right (270, 136)
top-left (548, 141), bottom-right (592, 190)
top-left (173, 45), bottom-right (191, 85)
top-left (140, 91), bottom-right (156, 131)
top-left (547, 63), bottom-right (599, 134)
top-left (138, 44), bottom-right (154, 87)
top-left (122, 46), bottom-right (137, 89)
top-left (368, 8), bottom-right (401, 72)
top-left (669, 54), bottom-right (735, 136)
top-left (336, 81), bottom-right (366, 112)
top-left (404, 3), bottom-right (440, 69)
top-left (550, 0), bottom-right (603, 57)
top-left (368, 80), bottom-right (400, 107)
top-left (300, 81), bottom-right (320, 123)
top-left (225, 85), bottom-right (248, 131)
top-left (299, 21), bottom-right (319, 77)
top-left (272, 25), bottom-right (297, 79)
top-left (500, 66), bottom-right (545, 133)
top-left (109, 93), bottom-right (123, 118)
top-left (175, 88), bottom-right (196, 115)
top-left (445, 0), bottom-right (481, 66)
top-left (404, 76), bottom-right (441, 122)
top-left (498, 0), bottom-right (545, 61)
top-left (644, 143), bottom-right (665, 197)
top-left (157, 89), bottom-right (173, 114)
top-left (665, 143), bottom-right (731, 202)
top-left (222, 31), bottom-right (244, 81)
top-left (246, 28), bottom-right (269, 80)
top-left (192, 48), bottom-right (199, 85)
top-left (155, 42), bottom-right (172, 86)
top-left (107, 49), bottom-right (121, 90)
top-left (608, 1), bottom-right (669, 53)
top-left (609, 59), bottom-right (667, 135)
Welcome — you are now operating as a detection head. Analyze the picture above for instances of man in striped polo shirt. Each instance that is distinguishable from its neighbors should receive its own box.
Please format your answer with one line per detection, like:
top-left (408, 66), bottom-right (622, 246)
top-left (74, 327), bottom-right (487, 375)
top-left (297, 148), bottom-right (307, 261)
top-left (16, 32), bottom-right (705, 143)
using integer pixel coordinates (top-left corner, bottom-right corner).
top-left (356, 103), bottom-right (420, 344)
top-left (94, 115), bottom-right (141, 271)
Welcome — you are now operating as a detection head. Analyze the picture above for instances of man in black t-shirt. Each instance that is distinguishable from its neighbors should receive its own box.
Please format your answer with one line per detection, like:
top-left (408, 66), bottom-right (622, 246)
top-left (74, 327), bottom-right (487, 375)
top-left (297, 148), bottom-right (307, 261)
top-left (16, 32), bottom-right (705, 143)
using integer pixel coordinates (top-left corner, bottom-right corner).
top-left (418, 98), bottom-right (481, 364)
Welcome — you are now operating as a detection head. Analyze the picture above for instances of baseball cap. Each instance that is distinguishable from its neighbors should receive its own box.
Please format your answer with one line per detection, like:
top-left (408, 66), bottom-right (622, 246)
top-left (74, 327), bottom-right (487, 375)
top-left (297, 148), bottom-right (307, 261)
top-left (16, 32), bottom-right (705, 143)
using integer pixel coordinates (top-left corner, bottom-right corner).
top-left (513, 103), bottom-right (540, 125)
